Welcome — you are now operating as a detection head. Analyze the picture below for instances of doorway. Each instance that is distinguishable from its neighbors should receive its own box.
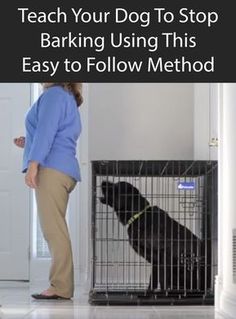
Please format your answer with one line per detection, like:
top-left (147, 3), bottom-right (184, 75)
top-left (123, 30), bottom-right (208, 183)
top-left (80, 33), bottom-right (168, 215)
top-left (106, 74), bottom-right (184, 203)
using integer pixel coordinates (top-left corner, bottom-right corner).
top-left (0, 83), bottom-right (31, 280)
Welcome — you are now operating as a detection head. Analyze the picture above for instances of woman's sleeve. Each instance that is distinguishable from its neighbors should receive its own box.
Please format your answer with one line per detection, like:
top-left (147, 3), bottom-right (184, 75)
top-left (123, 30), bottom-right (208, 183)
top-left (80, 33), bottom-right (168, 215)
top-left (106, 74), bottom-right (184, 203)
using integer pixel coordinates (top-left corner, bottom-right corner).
top-left (27, 88), bottom-right (65, 165)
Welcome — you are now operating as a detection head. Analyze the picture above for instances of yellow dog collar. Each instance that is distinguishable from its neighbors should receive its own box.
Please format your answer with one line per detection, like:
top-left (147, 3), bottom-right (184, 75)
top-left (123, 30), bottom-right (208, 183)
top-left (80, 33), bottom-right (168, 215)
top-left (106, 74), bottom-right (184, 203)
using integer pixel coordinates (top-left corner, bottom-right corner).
top-left (127, 205), bottom-right (151, 226)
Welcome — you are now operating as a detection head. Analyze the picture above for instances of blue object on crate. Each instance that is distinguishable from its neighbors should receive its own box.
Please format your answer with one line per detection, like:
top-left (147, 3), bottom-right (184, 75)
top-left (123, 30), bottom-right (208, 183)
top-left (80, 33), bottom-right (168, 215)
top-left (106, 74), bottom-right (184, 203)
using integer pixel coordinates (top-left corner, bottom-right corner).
top-left (178, 181), bottom-right (195, 190)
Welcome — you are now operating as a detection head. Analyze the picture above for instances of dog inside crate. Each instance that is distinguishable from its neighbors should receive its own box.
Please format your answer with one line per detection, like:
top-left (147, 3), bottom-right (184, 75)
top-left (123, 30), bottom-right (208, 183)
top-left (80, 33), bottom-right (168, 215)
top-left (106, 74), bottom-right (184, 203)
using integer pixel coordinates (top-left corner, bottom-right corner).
top-left (97, 175), bottom-right (211, 293)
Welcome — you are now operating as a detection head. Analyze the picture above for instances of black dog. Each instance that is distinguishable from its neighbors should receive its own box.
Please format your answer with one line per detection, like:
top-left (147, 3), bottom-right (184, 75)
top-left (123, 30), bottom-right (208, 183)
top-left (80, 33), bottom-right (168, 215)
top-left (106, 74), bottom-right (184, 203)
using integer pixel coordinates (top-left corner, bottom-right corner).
top-left (100, 180), bottom-right (210, 292)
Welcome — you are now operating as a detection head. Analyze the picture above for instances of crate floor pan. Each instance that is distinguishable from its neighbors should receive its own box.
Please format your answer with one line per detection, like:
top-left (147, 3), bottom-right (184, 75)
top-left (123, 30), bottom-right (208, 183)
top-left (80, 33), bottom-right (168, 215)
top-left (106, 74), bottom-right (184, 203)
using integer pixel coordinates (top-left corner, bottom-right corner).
top-left (89, 290), bottom-right (214, 305)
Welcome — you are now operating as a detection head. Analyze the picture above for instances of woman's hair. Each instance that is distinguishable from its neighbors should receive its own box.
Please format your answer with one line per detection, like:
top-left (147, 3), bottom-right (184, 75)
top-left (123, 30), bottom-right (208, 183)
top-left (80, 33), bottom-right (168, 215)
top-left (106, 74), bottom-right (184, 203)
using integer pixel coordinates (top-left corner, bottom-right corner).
top-left (42, 83), bottom-right (83, 107)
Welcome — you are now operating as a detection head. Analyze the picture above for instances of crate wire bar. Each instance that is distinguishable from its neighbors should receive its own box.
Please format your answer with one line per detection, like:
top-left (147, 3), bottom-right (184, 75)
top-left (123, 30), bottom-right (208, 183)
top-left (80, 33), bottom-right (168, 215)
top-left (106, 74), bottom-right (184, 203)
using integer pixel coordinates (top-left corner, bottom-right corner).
top-left (89, 160), bottom-right (218, 305)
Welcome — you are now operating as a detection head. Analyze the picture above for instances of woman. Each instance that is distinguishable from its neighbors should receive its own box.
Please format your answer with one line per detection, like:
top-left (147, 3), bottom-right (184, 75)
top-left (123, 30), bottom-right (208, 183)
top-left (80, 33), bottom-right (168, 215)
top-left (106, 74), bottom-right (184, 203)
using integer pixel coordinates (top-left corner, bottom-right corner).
top-left (14, 83), bottom-right (83, 300)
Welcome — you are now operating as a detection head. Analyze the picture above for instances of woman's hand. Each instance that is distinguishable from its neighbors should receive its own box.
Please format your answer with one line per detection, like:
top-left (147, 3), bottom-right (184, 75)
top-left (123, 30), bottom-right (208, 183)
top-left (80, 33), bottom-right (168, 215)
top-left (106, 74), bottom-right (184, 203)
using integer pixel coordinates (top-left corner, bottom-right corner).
top-left (25, 161), bottom-right (39, 189)
top-left (13, 136), bottom-right (25, 148)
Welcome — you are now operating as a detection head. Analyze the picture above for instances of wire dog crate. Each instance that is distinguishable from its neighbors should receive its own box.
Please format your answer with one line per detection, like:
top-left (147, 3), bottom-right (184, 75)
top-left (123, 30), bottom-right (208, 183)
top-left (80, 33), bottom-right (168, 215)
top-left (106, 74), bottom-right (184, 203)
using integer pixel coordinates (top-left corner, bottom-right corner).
top-left (89, 160), bottom-right (218, 305)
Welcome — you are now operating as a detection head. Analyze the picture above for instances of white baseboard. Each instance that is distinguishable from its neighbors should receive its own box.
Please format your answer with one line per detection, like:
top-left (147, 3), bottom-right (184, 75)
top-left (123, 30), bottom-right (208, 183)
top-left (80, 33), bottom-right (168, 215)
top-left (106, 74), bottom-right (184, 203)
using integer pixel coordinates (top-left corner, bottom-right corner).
top-left (215, 275), bottom-right (223, 311)
top-left (0, 281), bottom-right (29, 288)
top-left (216, 309), bottom-right (234, 319)
top-left (74, 267), bottom-right (89, 285)
top-left (219, 290), bottom-right (236, 319)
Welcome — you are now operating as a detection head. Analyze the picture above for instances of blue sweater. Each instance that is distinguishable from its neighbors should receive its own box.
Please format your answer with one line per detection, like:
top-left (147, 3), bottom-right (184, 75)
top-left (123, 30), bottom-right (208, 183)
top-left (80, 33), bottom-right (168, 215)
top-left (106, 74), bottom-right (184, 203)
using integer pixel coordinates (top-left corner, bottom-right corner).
top-left (23, 85), bottom-right (82, 181)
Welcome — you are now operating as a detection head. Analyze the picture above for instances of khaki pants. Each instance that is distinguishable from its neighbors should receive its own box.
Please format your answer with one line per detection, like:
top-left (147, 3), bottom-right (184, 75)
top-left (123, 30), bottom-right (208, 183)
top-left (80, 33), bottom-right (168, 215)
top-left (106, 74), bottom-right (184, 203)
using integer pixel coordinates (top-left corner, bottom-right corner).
top-left (35, 167), bottom-right (77, 298)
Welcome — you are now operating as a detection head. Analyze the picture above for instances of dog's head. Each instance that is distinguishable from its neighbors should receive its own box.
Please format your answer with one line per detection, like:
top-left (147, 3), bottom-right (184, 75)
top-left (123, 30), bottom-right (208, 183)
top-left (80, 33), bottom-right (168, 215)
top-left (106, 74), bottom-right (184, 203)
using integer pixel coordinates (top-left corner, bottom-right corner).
top-left (100, 181), bottom-right (149, 225)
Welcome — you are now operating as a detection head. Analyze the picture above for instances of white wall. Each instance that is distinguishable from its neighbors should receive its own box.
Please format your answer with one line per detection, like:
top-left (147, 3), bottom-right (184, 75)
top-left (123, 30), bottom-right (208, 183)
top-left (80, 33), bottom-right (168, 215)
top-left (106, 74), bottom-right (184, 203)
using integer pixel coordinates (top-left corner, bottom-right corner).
top-left (216, 83), bottom-right (236, 319)
top-left (194, 83), bottom-right (219, 161)
top-left (89, 83), bottom-right (194, 160)
top-left (194, 84), bottom-right (210, 160)
top-left (82, 83), bottom-right (195, 289)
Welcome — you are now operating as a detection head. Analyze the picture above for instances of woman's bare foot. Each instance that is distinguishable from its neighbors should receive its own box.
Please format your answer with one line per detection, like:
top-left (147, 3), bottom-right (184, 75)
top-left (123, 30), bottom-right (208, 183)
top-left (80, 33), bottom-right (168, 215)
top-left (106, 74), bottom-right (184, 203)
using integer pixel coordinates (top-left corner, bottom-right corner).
top-left (40, 289), bottom-right (56, 296)
top-left (31, 289), bottom-right (71, 300)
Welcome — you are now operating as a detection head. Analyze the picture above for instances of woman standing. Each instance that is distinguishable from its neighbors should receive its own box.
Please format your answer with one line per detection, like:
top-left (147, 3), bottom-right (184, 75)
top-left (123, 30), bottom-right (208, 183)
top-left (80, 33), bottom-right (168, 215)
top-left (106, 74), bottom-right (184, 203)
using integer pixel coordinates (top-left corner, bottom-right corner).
top-left (14, 83), bottom-right (83, 300)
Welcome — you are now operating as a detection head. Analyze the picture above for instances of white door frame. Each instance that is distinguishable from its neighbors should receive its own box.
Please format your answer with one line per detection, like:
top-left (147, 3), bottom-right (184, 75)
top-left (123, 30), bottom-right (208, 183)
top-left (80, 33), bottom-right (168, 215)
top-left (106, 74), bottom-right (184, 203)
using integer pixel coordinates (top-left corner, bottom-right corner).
top-left (0, 83), bottom-right (31, 282)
